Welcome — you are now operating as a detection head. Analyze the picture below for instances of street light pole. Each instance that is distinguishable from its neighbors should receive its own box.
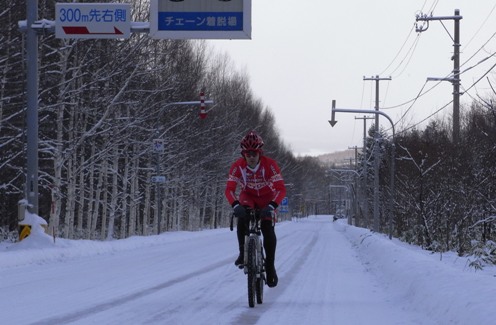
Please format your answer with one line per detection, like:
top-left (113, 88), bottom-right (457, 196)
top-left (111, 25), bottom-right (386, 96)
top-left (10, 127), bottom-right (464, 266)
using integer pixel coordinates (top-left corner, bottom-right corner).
top-left (329, 102), bottom-right (395, 239)
top-left (355, 115), bottom-right (373, 228)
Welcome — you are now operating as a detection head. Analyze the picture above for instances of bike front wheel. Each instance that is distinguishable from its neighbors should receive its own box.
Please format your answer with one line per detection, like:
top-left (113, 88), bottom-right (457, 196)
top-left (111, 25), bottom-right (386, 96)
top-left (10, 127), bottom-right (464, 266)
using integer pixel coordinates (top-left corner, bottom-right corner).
top-left (247, 237), bottom-right (257, 308)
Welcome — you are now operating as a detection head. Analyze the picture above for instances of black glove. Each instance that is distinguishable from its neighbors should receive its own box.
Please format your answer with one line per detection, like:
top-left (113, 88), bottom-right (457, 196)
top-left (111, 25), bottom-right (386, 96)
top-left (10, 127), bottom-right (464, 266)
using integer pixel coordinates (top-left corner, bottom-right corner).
top-left (261, 201), bottom-right (278, 218)
top-left (232, 201), bottom-right (246, 218)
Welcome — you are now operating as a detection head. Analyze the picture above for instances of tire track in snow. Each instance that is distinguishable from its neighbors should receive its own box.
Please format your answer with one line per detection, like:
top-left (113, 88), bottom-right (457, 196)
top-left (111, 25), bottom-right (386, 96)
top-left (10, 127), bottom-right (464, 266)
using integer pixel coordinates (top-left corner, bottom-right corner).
top-left (30, 257), bottom-right (234, 325)
top-left (230, 223), bottom-right (320, 324)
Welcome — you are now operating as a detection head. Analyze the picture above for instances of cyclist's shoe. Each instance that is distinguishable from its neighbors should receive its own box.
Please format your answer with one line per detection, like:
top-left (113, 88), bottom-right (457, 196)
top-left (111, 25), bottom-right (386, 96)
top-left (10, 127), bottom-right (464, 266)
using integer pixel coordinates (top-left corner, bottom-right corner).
top-left (234, 253), bottom-right (244, 268)
top-left (266, 264), bottom-right (278, 288)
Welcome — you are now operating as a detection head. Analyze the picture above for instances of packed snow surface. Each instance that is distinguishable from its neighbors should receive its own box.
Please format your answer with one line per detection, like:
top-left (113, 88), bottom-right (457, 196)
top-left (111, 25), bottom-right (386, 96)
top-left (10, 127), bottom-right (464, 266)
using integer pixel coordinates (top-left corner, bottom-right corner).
top-left (1, 215), bottom-right (494, 325)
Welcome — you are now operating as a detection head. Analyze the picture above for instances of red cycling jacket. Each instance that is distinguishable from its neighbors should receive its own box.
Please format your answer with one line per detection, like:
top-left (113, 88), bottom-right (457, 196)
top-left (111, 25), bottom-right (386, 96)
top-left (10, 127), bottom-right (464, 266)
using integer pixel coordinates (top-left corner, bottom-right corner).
top-left (225, 155), bottom-right (286, 210)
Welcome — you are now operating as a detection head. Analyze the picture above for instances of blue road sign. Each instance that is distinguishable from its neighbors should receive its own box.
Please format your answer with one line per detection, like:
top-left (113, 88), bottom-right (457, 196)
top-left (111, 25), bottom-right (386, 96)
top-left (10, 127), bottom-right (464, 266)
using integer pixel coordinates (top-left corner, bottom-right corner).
top-left (280, 197), bottom-right (289, 213)
top-left (150, 0), bottom-right (251, 39)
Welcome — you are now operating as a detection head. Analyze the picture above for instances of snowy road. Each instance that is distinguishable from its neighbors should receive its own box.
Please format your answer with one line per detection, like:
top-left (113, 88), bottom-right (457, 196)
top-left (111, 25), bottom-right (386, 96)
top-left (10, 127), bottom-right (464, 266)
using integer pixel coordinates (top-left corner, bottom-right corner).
top-left (3, 215), bottom-right (489, 324)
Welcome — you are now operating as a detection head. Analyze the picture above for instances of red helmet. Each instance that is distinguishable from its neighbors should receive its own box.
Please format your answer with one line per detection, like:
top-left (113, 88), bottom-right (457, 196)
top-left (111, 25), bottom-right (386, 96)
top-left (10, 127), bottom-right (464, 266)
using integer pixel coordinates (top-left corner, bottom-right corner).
top-left (240, 131), bottom-right (264, 151)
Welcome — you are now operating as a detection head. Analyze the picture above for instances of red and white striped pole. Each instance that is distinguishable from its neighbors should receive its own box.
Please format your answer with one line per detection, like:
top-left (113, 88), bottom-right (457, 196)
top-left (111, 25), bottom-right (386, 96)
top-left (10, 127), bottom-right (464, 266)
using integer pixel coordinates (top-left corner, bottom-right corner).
top-left (199, 91), bottom-right (207, 119)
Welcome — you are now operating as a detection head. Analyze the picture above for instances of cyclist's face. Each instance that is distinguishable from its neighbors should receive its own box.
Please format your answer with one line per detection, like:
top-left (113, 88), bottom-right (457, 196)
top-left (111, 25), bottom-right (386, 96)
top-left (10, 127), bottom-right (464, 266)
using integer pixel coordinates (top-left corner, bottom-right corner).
top-left (244, 151), bottom-right (260, 168)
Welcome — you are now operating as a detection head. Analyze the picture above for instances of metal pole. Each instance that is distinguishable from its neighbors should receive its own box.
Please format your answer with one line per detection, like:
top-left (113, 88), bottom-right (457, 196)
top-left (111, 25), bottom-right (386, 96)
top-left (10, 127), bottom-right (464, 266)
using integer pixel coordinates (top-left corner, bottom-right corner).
top-left (156, 148), bottom-right (162, 234)
top-left (355, 116), bottom-right (373, 228)
top-left (26, 0), bottom-right (39, 215)
top-left (363, 76), bottom-right (391, 232)
top-left (350, 146), bottom-right (358, 226)
top-left (453, 9), bottom-right (461, 143)
top-left (389, 143), bottom-right (395, 239)
top-left (330, 106), bottom-right (396, 239)
top-left (373, 77), bottom-right (380, 233)
top-left (363, 117), bottom-right (368, 228)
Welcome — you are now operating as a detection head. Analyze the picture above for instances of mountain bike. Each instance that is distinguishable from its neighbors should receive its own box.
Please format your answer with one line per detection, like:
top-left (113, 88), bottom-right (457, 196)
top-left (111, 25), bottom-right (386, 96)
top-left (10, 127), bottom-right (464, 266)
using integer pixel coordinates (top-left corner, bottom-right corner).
top-left (231, 208), bottom-right (266, 308)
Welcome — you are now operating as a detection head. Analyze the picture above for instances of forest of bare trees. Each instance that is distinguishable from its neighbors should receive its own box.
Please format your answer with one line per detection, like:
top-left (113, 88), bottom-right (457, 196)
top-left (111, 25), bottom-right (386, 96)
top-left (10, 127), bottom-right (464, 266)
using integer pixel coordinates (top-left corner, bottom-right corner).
top-left (2, 2), bottom-right (496, 266)
top-left (352, 100), bottom-right (496, 266)
top-left (0, 1), bottom-right (331, 241)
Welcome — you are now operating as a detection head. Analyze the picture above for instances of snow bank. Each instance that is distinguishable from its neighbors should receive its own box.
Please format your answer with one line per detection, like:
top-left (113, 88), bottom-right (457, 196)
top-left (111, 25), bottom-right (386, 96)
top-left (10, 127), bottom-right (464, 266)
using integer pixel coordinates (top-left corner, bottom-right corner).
top-left (336, 220), bottom-right (495, 325)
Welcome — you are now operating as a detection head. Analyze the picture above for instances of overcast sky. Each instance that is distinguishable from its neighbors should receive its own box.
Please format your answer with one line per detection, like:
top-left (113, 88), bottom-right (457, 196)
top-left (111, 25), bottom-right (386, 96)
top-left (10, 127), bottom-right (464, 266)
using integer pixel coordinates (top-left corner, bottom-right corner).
top-left (208, 0), bottom-right (496, 156)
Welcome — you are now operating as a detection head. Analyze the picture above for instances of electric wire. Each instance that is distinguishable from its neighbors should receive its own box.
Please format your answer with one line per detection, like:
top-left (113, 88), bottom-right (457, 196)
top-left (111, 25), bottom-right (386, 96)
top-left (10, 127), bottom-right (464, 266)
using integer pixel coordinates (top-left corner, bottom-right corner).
top-left (382, 33), bottom-right (496, 129)
top-left (359, 0), bottom-right (495, 139)
top-left (378, 0), bottom-right (433, 77)
top-left (374, 0), bottom-right (437, 109)
top-left (389, 34), bottom-right (422, 79)
top-left (360, 81), bottom-right (366, 109)
top-left (396, 59), bottom-right (496, 135)
top-left (463, 3), bottom-right (496, 51)
top-left (460, 32), bottom-right (496, 70)
top-left (461, 61), bottom-right (496, 95)
top-left (393, 81), bottom-right (428, 129)
top-left (378, 25), bottom-right (417, 77)
top-left (397, 101), bottom-right (451, 136)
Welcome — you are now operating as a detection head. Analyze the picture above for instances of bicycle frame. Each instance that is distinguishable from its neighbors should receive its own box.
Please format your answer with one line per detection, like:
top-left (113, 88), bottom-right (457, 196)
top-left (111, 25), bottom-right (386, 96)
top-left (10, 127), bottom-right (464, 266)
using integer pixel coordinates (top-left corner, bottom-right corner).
top-left (243, 209), bottom-right (264, 274)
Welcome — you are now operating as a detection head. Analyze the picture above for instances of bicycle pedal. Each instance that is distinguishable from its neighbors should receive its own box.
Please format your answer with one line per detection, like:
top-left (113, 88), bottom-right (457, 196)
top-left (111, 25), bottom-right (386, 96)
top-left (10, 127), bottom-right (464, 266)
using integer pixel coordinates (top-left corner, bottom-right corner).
top-left (237, 264), bottom-right (244, 269)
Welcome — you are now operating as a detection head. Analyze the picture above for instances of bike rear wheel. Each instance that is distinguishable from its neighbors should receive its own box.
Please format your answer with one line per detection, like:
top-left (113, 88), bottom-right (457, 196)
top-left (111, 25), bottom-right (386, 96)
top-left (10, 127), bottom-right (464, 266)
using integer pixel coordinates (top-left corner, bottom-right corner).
top-left (247, 237), bottom-right (257, 308)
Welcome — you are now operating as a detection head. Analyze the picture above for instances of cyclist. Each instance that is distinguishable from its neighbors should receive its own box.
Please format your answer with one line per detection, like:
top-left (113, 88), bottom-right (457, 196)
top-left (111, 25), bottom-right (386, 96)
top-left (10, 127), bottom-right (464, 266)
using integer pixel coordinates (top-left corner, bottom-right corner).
top-left (225, 130), bottom-right (286, 288)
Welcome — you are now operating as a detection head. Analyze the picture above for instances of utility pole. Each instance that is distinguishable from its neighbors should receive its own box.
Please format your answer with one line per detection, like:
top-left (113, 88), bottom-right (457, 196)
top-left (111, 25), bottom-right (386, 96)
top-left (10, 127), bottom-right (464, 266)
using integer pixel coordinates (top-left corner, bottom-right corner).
top-left (416, 9), bottom-right (462, 143)
top-left (355, 116), bottom-right (374, 228)
top-left (348, 145), bottom-right (359, 167)
top-left (347, 145), bottom-right (360, 226)
top-left (362, 76), bottom-right (391, 232)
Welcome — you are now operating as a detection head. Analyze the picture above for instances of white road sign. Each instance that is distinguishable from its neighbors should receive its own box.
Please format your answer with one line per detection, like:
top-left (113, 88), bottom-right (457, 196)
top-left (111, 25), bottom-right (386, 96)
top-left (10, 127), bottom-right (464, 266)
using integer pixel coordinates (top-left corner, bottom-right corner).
top-left (55, 3), bottom-right (131, 39)
top-left (150, 0), bottom-right (251, 39)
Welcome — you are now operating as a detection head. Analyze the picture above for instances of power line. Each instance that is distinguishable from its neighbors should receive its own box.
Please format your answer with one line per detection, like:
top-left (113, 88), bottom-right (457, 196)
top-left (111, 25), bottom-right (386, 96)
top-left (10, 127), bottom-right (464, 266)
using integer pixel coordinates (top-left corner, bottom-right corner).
top-left (393, 81), bottom-right (428, 128)
top-left (397, 100), bottom-right (452, 136)
top-left (379, 24), bottom-right (418, 77)
top-left (396, 60), bottom-right (496, 135)
top-left (363, 2), bottom-right (495, 137)
top-left (460, 32), bottom-right (496, 70)
top-left (378, 0), bottom-right (437, 77)
top-left (384, 48), bottom-right (496, 110)
top-left (463, 3), bottom-right (496, 50)
top-left (389, 35), bottom-right (422, 78)
top-left (461, 61), bottom-right (496, 95)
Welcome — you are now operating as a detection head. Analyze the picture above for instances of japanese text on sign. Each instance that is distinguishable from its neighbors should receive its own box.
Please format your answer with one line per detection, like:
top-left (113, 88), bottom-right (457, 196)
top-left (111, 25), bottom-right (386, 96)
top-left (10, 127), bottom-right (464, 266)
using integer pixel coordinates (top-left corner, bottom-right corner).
top-left (58, 8), bottom-right (128, 23)
top-left (158, 12), bottom-right (242, 31)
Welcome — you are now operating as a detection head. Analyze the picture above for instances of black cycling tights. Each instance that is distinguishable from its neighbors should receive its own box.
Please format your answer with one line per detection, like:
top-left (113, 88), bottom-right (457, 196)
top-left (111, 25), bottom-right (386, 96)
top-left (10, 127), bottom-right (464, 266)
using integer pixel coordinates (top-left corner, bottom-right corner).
top-left (237, 217), bottom-right (277, 263)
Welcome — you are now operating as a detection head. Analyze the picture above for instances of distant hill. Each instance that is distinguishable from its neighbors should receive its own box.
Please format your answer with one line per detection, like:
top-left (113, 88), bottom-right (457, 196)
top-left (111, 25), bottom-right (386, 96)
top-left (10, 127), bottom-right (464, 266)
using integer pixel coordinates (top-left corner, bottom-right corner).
top-left (315, 149), bottom-right (356, 167)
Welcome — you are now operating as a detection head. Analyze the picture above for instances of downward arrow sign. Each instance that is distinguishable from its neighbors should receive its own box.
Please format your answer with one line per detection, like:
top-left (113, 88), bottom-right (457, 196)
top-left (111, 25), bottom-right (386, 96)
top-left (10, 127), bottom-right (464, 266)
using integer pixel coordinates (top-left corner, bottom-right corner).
top-left (328, 100), bottom-right (338, 127)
